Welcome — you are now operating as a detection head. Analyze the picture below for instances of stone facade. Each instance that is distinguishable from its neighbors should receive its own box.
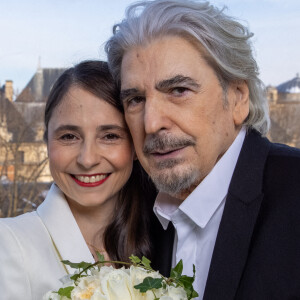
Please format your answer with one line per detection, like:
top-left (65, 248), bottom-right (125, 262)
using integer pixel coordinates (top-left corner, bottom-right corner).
top-left (0, 67), bottom-right (65, 183)
top-left (267, 74), bottom-right (300, 148)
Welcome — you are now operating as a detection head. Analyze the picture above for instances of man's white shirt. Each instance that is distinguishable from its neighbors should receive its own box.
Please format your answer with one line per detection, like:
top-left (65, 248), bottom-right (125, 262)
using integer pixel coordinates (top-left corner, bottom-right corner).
top-left (154, 127), bottom-right (246, 299)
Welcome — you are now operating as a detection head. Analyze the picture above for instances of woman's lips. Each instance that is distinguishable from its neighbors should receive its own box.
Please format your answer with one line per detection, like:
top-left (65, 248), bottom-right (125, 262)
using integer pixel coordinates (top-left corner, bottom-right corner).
top-left (71, 173), bottom-right (110, 187)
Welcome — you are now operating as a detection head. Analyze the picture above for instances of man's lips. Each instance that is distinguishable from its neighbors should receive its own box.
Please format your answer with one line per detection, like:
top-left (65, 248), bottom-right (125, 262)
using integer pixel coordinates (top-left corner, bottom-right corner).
top-left (71, 173), bottom-right (110, 187)
top-left (150, 147), bottom-right (186, 158)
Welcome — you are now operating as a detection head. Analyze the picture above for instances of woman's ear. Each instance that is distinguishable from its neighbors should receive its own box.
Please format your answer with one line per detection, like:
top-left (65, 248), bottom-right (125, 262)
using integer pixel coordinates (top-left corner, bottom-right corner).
top-left (232, 80), bottom-right (250, 126)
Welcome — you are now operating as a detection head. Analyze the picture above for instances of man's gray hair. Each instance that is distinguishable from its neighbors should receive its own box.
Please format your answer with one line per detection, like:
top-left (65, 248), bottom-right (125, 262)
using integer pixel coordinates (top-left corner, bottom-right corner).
top-left (105, 0), bottom-right (270, 135)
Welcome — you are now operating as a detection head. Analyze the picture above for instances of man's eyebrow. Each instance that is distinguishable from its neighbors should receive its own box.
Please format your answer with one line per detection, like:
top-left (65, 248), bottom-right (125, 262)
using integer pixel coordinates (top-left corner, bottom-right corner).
top-left (120, 75), bottom-right (199, 102)
top-left (156, 75), bottom-right (200, 90)
top-left (120, 88), bottom-right (141, 102)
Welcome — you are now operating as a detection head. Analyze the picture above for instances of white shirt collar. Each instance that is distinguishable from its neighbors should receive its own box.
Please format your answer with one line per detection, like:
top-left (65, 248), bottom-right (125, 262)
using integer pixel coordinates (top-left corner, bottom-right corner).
top-left (154, 192), bottom-right (181, 229)
top-left (154, 127), bottom-right (246, 229)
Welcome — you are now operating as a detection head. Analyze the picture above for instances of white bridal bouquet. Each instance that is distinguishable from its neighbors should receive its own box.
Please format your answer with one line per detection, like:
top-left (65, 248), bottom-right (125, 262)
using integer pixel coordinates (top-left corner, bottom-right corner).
top-left (43, 254), bottom-right (198, 300)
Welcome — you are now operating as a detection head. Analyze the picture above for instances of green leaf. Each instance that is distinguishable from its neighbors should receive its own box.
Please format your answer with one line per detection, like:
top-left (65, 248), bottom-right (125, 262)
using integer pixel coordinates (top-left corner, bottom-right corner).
top-left (185, 286), bottom-right (199, 300)
top-left (70, 273), bottom-right (80, 281)
top-left (178, 275), bottom-right (194, 288)
top-left (170, 259), bottom-right (183, 279)
top-left (134, 277), bottom-right (163, 293)
top-left (190, 289), bottom-right (199, 299)
top-left (141, 256), bottom-right (151, 269)
top-left (187, 264), bottom-right (198, 299)
top-left (61, 260), bottom-right (92, 270)
top-left (176, 274), bottom-right (198, 300)
top-left (57, 286), bottom-right (74, 298)
top-left (129, 255), bottom-right (141, 264)
top-left (96, 252), bottom-right (105, 262)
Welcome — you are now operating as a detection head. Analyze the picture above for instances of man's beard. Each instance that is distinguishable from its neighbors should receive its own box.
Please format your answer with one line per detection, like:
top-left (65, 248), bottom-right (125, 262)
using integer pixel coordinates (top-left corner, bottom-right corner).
top-left (151, 164), bottom-right (201, 196)
top-left (143, 133), bottom-right (200, 196)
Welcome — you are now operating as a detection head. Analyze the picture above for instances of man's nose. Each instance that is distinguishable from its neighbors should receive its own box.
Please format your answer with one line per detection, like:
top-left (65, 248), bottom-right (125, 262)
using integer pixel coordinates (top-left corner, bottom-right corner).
top-left (77, 141), bottom-right (101, 170)
top-left (144, 96), bottom-right (172, 134)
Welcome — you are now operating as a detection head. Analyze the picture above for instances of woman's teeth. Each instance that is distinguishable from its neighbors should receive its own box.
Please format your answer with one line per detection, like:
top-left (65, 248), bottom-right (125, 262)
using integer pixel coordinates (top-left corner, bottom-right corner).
top-left (75, 174), bottom-right (107, 183)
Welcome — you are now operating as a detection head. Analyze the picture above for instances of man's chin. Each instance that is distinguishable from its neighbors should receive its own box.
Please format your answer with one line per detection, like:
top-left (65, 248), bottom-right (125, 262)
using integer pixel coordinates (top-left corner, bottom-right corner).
top-left (150, 168), bottom-right (201, 199)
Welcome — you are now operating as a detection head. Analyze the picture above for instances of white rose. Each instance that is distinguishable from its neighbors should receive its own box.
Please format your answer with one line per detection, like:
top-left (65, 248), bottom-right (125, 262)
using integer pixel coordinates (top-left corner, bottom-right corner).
top-left (162, 285), bottom-right (187, 300)
top-left (100, 267), bottom-right (133, 300)
top-left (71, 275), bottom-right (102, 300)
top-left (90, 289), bottom-right (108, 300)
top-left (96, 266), bottom-right (116, 278)
top-left (129, 266), bottom-right (161, 286)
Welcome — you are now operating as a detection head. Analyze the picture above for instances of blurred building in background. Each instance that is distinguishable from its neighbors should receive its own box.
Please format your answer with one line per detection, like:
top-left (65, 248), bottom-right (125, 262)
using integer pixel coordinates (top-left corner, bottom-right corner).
top-left (0, 68), bottom-right (300, 216)
top-left (0, 66), bottom-right (65, 217)
top-left (267, 74), bottom-right (300, 148)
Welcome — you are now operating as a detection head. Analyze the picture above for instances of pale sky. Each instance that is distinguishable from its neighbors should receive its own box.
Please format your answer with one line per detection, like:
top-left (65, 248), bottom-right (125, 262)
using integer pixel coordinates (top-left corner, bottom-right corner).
top-left (1, 0), bottom-right (300, 93)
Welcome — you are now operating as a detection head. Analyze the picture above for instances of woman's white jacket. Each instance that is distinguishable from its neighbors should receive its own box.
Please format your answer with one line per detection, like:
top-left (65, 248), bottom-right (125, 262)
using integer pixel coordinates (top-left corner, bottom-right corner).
top-left (0, 183), bottom-right (94, 300)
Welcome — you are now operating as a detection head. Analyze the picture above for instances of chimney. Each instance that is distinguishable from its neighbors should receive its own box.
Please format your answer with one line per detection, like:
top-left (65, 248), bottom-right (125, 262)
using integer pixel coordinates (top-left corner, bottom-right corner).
top-left (5, 80), bottom-right (13, 102)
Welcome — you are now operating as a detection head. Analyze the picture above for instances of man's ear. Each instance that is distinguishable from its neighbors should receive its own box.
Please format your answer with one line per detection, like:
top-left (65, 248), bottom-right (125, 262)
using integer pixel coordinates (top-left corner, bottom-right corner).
top-left (232, 80), bottom-right (250, 126)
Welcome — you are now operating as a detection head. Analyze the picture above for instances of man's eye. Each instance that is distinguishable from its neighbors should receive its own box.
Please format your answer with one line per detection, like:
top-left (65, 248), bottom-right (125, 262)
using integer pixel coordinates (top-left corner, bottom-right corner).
top-left (171, 87), bottom-right (189, 96)
top-left (60, 134), bottom-right (77, 140)
top-left (127, 96), bottom-right (145, 106)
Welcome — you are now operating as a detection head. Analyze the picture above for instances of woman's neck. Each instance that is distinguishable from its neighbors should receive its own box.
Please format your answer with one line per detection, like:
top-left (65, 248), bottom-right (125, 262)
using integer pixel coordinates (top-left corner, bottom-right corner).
top-left (67, 198), bottom-right (116, 260)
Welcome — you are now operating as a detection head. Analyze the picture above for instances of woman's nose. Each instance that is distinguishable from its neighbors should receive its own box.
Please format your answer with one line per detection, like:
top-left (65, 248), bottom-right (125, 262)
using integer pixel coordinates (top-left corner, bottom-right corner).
top-left (76, 141), bottom-right (101, 169)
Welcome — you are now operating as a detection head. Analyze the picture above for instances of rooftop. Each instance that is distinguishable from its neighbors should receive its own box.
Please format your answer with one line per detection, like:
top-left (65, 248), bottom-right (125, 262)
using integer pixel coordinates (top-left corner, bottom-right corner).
top-left (277, 74), bottom-right (300, 94)
top-left (16, 67), bottom-right (66, 103)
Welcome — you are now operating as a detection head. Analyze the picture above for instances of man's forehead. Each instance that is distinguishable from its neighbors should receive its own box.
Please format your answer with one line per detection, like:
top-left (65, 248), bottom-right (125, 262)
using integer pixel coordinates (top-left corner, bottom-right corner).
top-left (119, 35), bottom-right (213, 94)
top-left (120, 52), bottom-right (160, 90)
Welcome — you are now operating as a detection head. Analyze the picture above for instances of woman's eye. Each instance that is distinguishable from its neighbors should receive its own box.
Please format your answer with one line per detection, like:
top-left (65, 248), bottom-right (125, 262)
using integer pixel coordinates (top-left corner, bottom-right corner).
top-left (104, 133), bottom-right (120, 140)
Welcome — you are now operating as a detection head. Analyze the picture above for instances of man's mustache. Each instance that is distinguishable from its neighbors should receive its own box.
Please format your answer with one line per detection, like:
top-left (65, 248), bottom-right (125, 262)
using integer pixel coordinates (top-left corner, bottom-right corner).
top-left (143, 134), bottom-right (195, 154)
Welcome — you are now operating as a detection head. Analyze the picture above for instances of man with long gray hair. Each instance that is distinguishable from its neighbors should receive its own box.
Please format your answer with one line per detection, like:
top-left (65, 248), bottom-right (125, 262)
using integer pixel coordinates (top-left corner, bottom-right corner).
top-left (106, 0), bottom-right (300, 298)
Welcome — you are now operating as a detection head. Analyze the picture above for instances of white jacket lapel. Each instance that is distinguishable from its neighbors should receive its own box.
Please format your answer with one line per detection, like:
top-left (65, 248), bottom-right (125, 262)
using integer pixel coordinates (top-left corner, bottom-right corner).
top-left (37, 184), bottom-right (94, 273)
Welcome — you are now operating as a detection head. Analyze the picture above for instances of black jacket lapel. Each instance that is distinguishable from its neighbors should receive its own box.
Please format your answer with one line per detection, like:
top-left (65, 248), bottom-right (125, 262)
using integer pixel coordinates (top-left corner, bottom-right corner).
top-left (203, 130), bottom-right (271, 300)
top-left (150, 214), bottom-right (175, 277)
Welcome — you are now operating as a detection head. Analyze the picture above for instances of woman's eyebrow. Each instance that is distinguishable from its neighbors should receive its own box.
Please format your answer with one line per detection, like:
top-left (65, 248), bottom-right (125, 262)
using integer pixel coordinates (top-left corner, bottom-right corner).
top-left (97, 124), bottom-right (127, 132)
top-left (54, 124), bottom-right (80, 134)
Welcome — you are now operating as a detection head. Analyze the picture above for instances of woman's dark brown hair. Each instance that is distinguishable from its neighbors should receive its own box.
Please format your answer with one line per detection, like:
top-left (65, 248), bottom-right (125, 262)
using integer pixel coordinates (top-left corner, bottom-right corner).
top-left (44, 60), bottom-right (157, 263)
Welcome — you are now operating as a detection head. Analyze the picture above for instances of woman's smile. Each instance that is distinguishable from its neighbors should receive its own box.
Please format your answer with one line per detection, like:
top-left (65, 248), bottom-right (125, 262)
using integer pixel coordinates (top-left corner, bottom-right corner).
top-left (71, 173), bottom-right (110, 187)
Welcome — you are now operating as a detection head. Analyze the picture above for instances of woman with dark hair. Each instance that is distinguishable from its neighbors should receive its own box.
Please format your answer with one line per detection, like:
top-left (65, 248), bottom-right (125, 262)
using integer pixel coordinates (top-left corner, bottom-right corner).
top-left (0, 60), bottom-right (156, 300)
